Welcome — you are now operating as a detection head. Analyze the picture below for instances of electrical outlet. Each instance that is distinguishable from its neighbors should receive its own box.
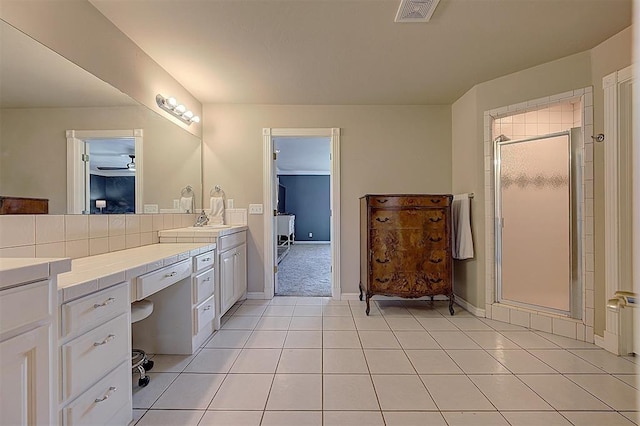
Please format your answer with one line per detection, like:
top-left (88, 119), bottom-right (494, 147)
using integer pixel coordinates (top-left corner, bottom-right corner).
top-left (173, 199), bottom-right (179, 209)
top-left (249, 204), bottom-right (263, 214)
top-left (309, 232), bottom-right (313, 238)
top-left (227, 199), bottom-right (234, 209)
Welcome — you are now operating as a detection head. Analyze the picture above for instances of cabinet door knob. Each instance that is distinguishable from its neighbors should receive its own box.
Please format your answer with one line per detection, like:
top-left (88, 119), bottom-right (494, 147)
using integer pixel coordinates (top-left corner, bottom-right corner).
top-left (202, 257), bottom-right (211, 261)
top-left (204, 305), bottom-right (212, 311)
top-left (95, 386), bottom-right (117, 403)
top-left (93, 334), bottom-right (115, 346)
top-left (375, 258), bottom-right (390, 264)
top-left (376, 199), bottom-right (388, 203)
top-left (431, 198), bottom-right (442, 203)
top-left (93, 297), bottom-right (115, 309)
top-left (429, 216), bottom-right (442, 223)
top-left (429, 236), bottom-right (442, 242)
top-left (375, 217), bottom-right (390, 223)
top-left (429, 277), bottom-right (443, 284)
top-left (375, 277), bottom-right (390, 283)
top-left (430, 258), bottom-right (443, 264)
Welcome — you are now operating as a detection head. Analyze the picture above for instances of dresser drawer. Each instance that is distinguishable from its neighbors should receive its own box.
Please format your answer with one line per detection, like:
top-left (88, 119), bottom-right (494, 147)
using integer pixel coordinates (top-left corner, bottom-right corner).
top-left (193, 269), bottom-right (214, 304)
top-left (194, 294), bottom-right (215, 334)
top-left (218, 231), bottom-right (246, 252)
top-left (62, 313), bottom-right (129, 400)
top-left (136, 259), bottom-right (191, 300)
top-left (63, 360), bottom-right (130, 426)
top-left (371, 209), bottom-right (447, 229)
top-left (368, 195), bottom-right (451, 208)
top-left (194, 251), bottom-right (215, 273)
top-left (61, 283), bottom-right (128, 338)
top-left (0, 280), bottom-right (50, 335)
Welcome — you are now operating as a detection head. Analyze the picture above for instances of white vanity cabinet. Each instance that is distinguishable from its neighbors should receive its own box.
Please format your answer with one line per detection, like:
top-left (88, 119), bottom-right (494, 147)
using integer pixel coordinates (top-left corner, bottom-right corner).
top-left (58, 282), bottom-right (131, 426)
top-left (218, 231), bottom-right (247, 316)
top-left (0, 258), bottom-right (70, 426)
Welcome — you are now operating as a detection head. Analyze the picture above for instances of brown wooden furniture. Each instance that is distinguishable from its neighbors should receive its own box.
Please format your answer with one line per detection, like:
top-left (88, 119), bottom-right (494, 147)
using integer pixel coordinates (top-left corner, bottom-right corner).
top-left (359, 194), bottom-right (454, 315)
top-left (0, 196), bottom-right (49, 214)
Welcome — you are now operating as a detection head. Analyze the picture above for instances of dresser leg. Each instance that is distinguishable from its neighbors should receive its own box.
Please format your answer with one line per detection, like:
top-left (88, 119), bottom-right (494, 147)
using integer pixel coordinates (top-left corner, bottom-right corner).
top-left (448, 294), bottom-right (455, 315)
top-left (359, 283), bottom-right (363, 301)
top-left (365, 295), bottom-right (371, 316)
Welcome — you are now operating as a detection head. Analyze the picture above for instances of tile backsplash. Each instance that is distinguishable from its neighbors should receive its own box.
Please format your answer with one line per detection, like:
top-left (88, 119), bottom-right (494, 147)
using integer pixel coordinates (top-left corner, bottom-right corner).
top-left (0, 213), bottom-right (197, 259)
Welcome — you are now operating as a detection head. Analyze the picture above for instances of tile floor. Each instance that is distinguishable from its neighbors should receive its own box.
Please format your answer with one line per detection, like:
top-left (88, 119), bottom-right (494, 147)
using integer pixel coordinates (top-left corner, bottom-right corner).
top-left (131, 297), bottom-right (639, 425)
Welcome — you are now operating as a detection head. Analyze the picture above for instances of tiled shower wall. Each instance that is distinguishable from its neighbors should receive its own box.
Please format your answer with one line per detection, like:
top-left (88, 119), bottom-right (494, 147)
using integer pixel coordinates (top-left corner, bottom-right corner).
top-left (493, 100), bottom-right (582, 140)
top-left (0, 213), bottom-right (197, 259)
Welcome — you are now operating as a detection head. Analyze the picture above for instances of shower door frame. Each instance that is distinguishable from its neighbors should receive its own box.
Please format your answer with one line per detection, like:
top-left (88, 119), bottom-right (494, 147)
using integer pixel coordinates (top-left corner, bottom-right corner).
top-left (494, 130), bottom-right (582, 318)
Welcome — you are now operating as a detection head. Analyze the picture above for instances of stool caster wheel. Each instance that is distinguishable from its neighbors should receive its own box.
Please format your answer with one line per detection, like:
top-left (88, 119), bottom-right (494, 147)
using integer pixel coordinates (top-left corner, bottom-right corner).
top-left (142, 360), bottom-right (154, 371)
top-left (138, 376), bottom-right (150, 387)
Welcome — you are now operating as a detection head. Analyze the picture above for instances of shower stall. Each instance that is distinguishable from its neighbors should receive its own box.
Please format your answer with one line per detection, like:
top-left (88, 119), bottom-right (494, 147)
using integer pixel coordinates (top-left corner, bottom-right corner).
top-left (494, 129), bottom-right (582, 317)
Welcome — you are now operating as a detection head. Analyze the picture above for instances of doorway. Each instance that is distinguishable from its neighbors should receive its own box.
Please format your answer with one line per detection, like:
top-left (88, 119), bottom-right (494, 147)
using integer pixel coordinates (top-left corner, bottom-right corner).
top-left (262, 128), bottom-right (341, 300)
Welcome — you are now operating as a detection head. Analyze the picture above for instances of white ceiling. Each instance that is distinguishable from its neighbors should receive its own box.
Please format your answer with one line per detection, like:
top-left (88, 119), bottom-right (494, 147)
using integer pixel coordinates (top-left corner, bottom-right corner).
top-left (275, 137), bottom-right (331, 175)
top-left (90, 0), bottom-right (631, 105)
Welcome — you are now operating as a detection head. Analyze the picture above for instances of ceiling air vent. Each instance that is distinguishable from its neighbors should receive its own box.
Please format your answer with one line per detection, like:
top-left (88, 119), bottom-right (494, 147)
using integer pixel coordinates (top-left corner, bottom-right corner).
top-left (394, 0), bottom-right (440, 23)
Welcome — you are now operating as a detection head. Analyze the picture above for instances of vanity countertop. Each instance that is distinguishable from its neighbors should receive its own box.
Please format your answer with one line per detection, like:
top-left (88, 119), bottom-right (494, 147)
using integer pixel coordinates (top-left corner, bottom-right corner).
top-left (57, 242), bottom-right (215, 302)
top-left (158, 225), bottom-right (248, 238)
top-left (0, 257), bottom-right (72, 290)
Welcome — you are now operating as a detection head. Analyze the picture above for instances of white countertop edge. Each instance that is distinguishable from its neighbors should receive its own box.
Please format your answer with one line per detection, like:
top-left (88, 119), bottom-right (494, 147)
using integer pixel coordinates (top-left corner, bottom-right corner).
top-left (0, 258), bottom-right (72, 290)
top-left (159, 225), bottom-right (248, 238)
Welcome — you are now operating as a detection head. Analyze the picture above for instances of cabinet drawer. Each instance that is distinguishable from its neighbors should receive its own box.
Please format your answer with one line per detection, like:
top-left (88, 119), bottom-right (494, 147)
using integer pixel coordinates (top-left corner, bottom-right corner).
top-left (61, 283), bottom-right (128, 338)
top-left (218, 231), bottom-right (246, 252)
top-left (136, 259), bottom-right (191, 300)
top-left (0, 280), bottom-right (50, 335)
top-left (194, 294), bottom-right (215, 334)
top-left (194, 251), bottom-right (215, 273)
top-left (193, 269), bottom-right (214, 304)
top-left (368, 195), bottom-right (451, 208)
top-left (63, 360), bottom-right (130, 426)
top-left (370, 209), bottom-right (447, 229)
top-left (62, 313), bottom-right (129, 400)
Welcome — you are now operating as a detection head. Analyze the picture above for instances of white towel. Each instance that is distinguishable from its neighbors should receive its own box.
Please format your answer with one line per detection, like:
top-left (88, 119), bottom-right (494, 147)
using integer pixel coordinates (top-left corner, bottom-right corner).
top-left (208, 197), bottom-right (225, 225)
top-left (179, 196), bottom-right (193, 213)
top-left (452, 194), bottom-right (474, 260)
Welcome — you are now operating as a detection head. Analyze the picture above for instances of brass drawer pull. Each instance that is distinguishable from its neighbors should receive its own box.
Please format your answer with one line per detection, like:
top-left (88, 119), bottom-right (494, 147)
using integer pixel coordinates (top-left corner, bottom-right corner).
top-left (430, 258), bottom-right (443, 264)
top-left (375, 278), bottom-right (390, 283)
top-left (377, 199), bottom-right (388, 203)
top-left (431, 198), bottom-right (442, 203)
top-left (429, 217), bottom-right (442, 223)
top-left (376, 217), bottom-right (390, 223)
top-left (375, 258), bottom-right (390, 264)
top-left (93, 334), bottom-right (115, 347)
top-left (429, 277), bottom-right (443, 284)
top-left (95, 386), bottom-right (117, 403)
top-left (429, 236), bottom-right (442, 242)
top-left (93, 297), bottom-right (115, 309)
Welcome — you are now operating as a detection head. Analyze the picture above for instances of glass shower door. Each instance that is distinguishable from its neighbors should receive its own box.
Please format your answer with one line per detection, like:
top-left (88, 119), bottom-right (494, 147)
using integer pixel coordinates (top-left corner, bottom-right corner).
top-left (496, 132), bottom-right (572, 314)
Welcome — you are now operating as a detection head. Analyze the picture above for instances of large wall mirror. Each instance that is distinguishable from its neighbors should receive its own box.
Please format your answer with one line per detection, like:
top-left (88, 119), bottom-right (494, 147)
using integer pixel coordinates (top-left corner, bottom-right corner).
top-left (0, 19), bottom-right (202, 215)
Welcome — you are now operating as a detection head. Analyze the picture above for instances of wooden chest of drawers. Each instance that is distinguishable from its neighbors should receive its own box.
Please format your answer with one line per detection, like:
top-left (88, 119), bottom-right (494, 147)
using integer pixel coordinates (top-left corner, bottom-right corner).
top-left (359, 194), bottom-right (455, 315)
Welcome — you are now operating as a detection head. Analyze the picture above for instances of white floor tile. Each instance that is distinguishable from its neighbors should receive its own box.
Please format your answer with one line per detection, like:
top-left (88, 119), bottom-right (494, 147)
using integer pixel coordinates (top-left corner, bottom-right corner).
top-left (464, 331), bottom-right (521, 349)
top-left (405, 349), bottom-right (463, 374)
top-left (132, 372), bottom-right (178, 409)
top-left (620, 411), bottom-right (640, 424)
top-left (383, 411), bottom-right (447, 426)
top-left (442, 411), bottom-right (510, 426)
top-left (428, 331), bottom-right (481, 349)
top-left (183, 348), bottom-right (240, 373)
top-left (385, 317), bottom-right (424, 331)
top-left (566, 374), bottom-right (640, 410)
top-left (136, 409), bottom-right (204, 426)
top-left (394, 331), bottom-right (440, 349)
top-left (266, 374), bottom-right (322, 410)
top-left (560, 411), bottom-right (636, 425)
top-left (270, 297), bottom-right (298, 305)
top-left (323, 316), bottom-right (356, 330)
top-left (244, 330), bottom-right (287, 348)
top-left (147, 353), bottom-right (196, 373)
top-left (615, 374), bottom-right (640, 390)
top-left (293, 305), bottom-right (323, 316)
top-left (323, 375), bottom-right (380, 410)
top-left (529, 349), bottom-right (604, 373)
top-left (284, 330), bottom-right (323, 348)
top-left (353, 316), bottom-right (390, 331)
top-left (480, 318), bottom-right (529, 331)
top-left (486, 349), bottom-right (556, 374)
top-left (446, 350), bottom-right (510, 374)
top-left (569, 349), bottom-right (638, 373)
top-left (233, 304), bottom-right (267, 316)
top-left (323, 331), bottom-right (362, 348)
top-left (262, 411), bottom-right (322, 426)
top-left (534, 331), bottom-right (598, 349)
top-left (289, 316), bottom-right (323, 330)
top-left (131, 409), bottom-right (146, 425)
top-left (229, 348), bottom-right (281, 373)
top-left (406, 306), bottom-right (446, 318)
top-left (518, 374), bottom-right (611, 410)
top-left (323, 411), bottom-right (385, 426)
top-left (254, 316), bottom-right (292, 330)
top-left (323, 348), bottom-right (369, 374)
top-left (469, 375), bottom-right (553, 411)
top-left (152, 373), bottom-right (225, 409)
top-left (364, 349), bottom-right (415, 374)
top-left (322, 305), bottom-right (352, 316)
top-left (204, 330), bottom-right (252, 348)
top-left (372, 375), bottom-right (437, 410)
top-left (277, 348), bottom-right (322, 373)
top-left (358, 330), bottom-right (401, 349)
top-left (262, 305), bottom-right (295, 316)
top-left (376, 304), bottom-right (412, 317)
top-left (421, 374), bottom-right (494, 411)
top-left (209, 374), bottom-right (273, 410)
top-left (221, 316), bottom-right (260, 330)
top-left (500, 411), bottom-right (572, 426)
top-left (199, 411), bottom-right (262, 426)
top-left (448, 317), bottom-right (493, 331)
top-left (416, 317), bottom-right (459, 331)
top-left (501, 331), bottom-right (560, 349)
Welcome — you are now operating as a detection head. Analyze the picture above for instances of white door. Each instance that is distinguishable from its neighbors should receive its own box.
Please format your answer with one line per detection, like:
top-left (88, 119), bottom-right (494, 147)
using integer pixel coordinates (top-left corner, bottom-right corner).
top-left (0, 325), bottom-right (52, 426)
top-left (234, 244), bottom-right (247, 301)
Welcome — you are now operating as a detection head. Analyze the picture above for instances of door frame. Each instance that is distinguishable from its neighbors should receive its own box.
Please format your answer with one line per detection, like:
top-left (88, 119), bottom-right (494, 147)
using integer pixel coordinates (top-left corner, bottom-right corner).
top-left (66, 129), bottom-right (143, 214)
top-left (262, 128), bottom-right (341, 299)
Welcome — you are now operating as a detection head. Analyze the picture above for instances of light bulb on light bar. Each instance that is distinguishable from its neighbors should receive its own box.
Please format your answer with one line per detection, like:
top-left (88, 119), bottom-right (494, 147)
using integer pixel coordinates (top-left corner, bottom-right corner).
top-left (156, 94), bottom-right (201, 125)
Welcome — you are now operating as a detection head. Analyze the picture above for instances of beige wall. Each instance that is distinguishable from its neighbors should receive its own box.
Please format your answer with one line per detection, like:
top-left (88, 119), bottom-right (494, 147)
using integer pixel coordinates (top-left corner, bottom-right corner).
top-left (452, 26), bottom-right (632, 336)
top-left (0, 0), bottom-right (201, 138)
top-left (202, 105), bottom-right (452, 294)
top-left (0, 106), bottom-right (201, 214)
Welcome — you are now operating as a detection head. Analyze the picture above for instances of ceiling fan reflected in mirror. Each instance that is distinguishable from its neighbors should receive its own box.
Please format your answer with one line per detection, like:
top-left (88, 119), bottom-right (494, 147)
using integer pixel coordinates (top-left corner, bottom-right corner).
top-left (97, 154), bottom-right (136, 171)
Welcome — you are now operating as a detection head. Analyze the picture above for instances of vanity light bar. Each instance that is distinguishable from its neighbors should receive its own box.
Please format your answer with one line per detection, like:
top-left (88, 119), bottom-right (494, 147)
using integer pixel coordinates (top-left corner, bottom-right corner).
top-left (156, 94), bottom-right (200, 125)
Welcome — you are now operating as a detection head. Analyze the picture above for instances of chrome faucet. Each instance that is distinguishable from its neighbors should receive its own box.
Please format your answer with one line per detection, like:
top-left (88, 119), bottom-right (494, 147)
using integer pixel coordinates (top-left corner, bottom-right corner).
top-left (194, 210), bottom-right (209, 227)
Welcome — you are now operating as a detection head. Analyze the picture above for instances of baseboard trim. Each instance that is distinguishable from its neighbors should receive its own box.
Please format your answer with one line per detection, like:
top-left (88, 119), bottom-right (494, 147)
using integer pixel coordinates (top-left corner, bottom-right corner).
top-left (246, 292), bottom-right (268, 299)
top-left (340, 292), bottom-right (485, 317)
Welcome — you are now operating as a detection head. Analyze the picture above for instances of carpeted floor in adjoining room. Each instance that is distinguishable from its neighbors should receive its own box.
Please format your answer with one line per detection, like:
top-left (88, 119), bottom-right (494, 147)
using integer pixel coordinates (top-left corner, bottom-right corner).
top-left (276, 243), bottom-right (331, 297)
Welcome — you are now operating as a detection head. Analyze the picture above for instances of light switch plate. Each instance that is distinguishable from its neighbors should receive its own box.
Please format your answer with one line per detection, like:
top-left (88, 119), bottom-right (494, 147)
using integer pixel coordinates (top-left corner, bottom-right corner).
top-left (249, 204), bottom-right (263, 214)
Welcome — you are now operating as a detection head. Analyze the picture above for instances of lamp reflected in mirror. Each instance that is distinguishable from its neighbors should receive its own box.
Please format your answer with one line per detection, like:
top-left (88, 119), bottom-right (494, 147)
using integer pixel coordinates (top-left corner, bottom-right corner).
top-left (96, 199), bottom-right (106, 213)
